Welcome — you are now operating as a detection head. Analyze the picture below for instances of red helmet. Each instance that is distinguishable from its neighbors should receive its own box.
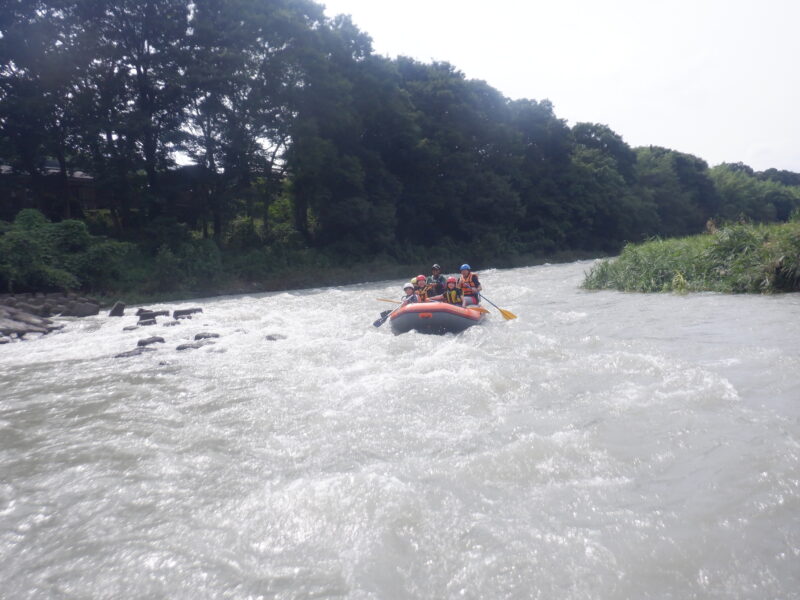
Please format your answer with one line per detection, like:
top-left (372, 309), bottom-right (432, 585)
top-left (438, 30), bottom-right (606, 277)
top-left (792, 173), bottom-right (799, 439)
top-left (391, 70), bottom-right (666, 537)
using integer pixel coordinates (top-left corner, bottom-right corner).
top-left (446, 276), bottom-right (457, 283)
top-left (416, 275), bottom-right (426, 281)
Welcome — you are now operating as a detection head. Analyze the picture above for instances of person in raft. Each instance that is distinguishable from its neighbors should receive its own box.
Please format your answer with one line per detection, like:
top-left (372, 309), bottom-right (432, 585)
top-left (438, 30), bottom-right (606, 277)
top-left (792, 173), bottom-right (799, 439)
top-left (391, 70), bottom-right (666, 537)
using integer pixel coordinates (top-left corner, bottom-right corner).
top-left (400, 282), bottom-right (420, 307)
top-left (457, 264), bottom-right (482, 307)
top-left (413, 274), bottom-right (430, 302)
top-left (426, 264), bottom-right (447, 296)
top-left (428, 276), bottom-right (462, 305)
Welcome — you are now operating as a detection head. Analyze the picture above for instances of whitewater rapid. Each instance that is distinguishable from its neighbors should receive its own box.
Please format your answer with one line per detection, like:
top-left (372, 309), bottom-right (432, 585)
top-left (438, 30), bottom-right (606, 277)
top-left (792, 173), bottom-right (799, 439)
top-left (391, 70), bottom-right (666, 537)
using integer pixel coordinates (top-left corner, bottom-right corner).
top-left (1, 261), bottom-right (798, 599)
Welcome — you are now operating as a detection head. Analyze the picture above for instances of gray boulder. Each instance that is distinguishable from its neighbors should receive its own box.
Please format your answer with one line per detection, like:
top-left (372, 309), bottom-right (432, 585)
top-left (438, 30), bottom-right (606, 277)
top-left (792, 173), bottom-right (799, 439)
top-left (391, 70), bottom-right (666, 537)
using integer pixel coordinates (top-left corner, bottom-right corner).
top-left (62, 301), bottom-right (100, 317)
top-left (194, 332), bottom-right (220, 340)
top-left (123, 325), bottom-right (138, 331)
top-left (137, 336), bottom-right (165, 347)
top-left (176, 339), bottom-right (215, 351)
top-left (174, 307), bottom-right (203, 319)
top-left (109, 301), bottom-right (126, 317)
top-left (114, 347), bottom-right (157, 358)
top-left (138, 318), bottom-right (157, 326)
top-left (15, 301), bottom-right (49, 317)
top-left (265, 333), bottom-right (287, 341)
top-left (0, 305), bottom-right (55, 336)
top-left (138, 309), bottom-right (169, 321)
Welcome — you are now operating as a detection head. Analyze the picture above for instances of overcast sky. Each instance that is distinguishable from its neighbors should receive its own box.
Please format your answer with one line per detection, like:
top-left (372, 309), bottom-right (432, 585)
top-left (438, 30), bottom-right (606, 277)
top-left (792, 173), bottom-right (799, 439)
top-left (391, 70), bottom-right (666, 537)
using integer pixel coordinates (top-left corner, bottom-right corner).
top-left (322, 0), bottom-right (800, 172)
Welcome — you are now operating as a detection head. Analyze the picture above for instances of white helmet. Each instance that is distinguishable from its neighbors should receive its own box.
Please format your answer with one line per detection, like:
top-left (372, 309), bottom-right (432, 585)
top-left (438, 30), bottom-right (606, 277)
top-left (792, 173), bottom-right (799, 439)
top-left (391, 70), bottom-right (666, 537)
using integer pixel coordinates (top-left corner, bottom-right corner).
top-left (404, 282), bottom-right (414, 290)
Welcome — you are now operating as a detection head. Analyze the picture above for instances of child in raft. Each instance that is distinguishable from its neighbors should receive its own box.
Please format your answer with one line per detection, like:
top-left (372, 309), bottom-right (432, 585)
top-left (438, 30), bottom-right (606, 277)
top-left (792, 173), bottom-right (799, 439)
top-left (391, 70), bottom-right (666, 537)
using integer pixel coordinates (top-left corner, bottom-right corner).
top-left (400, 282), bottom-right (420, 307)
top-left (427, 276), bottom-right (462, 305)
top-left (412, 274), bottom-right (430, 302)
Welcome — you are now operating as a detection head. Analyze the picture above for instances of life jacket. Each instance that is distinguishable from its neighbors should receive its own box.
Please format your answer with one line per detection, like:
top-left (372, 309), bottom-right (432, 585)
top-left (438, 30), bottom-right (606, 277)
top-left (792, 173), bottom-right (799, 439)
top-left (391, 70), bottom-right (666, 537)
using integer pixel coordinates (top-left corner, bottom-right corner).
top-left (402, 292), bottom-right (419, 304)
top-left (414, 285), bottom-right (429, 302)
top-left (442, 287), bottom-right (462, 304)
top-left (458, 272), bottom-right (479, 296)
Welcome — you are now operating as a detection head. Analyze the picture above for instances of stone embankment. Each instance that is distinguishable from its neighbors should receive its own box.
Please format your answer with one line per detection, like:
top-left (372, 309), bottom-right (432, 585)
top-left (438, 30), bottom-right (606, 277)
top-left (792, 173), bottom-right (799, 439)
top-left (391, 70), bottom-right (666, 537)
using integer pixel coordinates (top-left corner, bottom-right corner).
top-left (0, 292), bottom-right (100, 342)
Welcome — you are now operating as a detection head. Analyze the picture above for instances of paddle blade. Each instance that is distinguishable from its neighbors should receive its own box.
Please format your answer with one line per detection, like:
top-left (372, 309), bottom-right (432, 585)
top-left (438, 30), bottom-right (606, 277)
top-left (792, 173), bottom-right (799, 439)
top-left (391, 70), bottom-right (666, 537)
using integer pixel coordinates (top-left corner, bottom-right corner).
top-left (467, 306), bottom-right (490, 314)
top-left (376, 298), bottom-right (401, 304)
top-left (372, 310), bottom-right (393, 327)
top-left (498, 308), bottom-right (517, 320)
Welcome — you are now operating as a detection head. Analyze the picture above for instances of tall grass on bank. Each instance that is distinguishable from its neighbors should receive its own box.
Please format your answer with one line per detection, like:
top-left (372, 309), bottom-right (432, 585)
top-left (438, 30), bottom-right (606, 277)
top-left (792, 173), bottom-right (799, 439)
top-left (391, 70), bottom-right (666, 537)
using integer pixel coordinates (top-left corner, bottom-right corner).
top-left (582, 222), bottom-right (800, 293)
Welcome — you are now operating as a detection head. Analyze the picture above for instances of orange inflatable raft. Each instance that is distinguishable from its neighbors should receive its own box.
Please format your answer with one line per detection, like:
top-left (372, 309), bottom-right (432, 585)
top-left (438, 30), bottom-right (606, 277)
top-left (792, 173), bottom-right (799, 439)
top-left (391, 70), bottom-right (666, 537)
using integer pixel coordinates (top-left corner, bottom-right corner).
top-left (389, 301), bottom-right (485, 335)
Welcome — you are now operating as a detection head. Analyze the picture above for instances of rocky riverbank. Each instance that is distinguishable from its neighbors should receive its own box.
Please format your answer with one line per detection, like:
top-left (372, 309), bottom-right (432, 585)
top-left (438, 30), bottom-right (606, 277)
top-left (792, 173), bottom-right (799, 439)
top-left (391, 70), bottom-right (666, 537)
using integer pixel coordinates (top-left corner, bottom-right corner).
top-left (0, 305), bottom-right (65, 342)
top-left (0, 292), bottom-right (100, 318)
top-left (0, 292), bottom-right (100, 342)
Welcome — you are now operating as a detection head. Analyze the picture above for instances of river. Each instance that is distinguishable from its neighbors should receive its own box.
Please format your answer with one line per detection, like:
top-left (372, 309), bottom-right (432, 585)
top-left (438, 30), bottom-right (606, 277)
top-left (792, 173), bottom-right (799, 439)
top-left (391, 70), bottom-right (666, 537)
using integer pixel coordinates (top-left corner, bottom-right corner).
top-left (1, 260), bottom-right (798, 599)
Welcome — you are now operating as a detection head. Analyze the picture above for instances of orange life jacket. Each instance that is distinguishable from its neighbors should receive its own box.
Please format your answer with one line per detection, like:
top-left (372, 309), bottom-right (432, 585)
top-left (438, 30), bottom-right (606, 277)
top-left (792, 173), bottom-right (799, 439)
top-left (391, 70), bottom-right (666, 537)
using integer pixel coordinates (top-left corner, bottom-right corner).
top-left (415, 285), bottom-right (429, 302)
top-left (458, 272), bottom-right (479, 296)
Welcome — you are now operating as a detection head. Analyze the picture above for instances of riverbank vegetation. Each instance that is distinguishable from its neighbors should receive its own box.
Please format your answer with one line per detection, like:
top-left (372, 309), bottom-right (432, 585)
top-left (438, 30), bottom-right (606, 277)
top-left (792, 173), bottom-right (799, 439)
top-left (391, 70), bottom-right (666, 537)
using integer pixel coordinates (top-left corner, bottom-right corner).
top-left (582, 219), bottom-right (800, 293)
top-left (2, 1), bottom-right (800, 299)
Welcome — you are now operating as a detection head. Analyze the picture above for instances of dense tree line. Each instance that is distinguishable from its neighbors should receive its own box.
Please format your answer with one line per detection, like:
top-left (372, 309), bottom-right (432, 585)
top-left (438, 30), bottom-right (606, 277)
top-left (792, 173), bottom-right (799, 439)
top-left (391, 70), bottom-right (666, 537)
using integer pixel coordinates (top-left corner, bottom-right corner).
top-left (2, 0), bottom-right (799, 293)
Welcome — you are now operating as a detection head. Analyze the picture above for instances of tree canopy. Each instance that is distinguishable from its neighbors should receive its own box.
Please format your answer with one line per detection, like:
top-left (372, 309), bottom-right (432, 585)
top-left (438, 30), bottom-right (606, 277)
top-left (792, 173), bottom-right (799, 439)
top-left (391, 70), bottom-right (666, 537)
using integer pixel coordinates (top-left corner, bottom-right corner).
top-left (2, 0), bottom-right (799, 293)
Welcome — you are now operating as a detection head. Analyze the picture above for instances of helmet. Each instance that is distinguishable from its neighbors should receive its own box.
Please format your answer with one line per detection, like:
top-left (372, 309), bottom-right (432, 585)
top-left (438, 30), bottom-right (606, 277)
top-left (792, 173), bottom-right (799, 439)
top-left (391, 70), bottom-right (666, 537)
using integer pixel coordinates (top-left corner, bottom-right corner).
top-left (446, 276), bottom-right (457, 284)
top-left (460, 264), bottom-right (471, 271)
top-left (404, 282), bottom-right (414, 290)
top-left (416, 275), bottom-right (426, 281)
top-left (432, 264), bottom-right (441, 270)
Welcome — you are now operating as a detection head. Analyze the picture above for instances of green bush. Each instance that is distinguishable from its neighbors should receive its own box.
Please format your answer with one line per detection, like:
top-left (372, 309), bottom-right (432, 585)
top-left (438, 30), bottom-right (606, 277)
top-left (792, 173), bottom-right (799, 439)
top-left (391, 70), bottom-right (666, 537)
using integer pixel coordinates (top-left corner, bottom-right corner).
top-left (226, 217), bottom-right (264, 250)
top-left (14, 208), bottom-right (49, 231)
top-left (583, 222), bottom-right (800, 294)
top-left (79, 241), bottom-right (135, 291)
top-left (51, 219), bottom-right (92, 252)
top-left (0, 209), bottom-right (131, 292)
top-left (147, 239), bottom-right (224, 291)
top-left (0, 229), bottom-right (79, 291)
top-left (152, 245), bottom-right (182, 291)
top-left (177, 239), bottom-right (223, 287)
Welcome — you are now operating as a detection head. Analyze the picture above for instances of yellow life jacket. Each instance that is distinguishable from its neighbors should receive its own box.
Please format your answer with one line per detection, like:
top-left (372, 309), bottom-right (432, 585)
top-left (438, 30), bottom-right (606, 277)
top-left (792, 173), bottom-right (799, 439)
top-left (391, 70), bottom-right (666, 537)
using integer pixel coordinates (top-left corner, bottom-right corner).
top-left (442, 287), bottom-right (462, 304)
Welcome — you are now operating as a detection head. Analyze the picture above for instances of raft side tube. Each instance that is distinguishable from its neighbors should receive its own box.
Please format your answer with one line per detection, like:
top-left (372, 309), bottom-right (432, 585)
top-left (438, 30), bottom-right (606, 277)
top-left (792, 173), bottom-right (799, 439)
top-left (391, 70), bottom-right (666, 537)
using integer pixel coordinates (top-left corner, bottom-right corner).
top-left (389, 302), bottom-right (484, 335)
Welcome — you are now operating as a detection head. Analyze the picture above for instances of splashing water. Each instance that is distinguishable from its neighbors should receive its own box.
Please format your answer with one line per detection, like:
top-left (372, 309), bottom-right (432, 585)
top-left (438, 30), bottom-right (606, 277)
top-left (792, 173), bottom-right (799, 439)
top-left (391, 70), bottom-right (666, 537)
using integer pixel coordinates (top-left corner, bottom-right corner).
top-left (1, 261), bottom-right (798, 598)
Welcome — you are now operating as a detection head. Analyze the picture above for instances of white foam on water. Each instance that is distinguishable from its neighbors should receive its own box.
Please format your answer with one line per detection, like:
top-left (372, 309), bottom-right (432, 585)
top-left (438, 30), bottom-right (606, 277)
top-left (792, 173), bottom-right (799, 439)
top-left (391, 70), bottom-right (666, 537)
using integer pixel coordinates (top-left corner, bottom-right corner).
top-left (1, 261), bottom-right (799, 598)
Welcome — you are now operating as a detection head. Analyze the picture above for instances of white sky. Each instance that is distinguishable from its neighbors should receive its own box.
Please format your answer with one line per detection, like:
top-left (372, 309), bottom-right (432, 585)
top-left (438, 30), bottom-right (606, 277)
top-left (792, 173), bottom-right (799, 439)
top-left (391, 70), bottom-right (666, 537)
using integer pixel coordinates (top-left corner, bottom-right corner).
top-left (322, 0), bottom-right (800, 172)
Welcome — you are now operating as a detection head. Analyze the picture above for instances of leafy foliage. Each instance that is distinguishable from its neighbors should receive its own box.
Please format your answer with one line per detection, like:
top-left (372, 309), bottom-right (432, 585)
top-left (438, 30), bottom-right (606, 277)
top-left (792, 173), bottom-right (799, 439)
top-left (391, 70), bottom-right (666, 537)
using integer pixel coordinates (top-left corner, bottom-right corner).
top-left (2, 1), bottom-right (800, 297)
top-left (583, 222), bottom-right (800, 293)
top-left (0, 210), bottom-right (132, 291)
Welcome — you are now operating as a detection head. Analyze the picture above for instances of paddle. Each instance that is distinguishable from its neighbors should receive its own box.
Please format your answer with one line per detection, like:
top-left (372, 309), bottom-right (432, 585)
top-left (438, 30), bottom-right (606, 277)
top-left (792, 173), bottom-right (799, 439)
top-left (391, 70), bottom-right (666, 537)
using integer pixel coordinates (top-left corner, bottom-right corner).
top-left (467, 306), bottom-right (490, 314)
top-left (373, 307), bottom-right (400, 327)
top-left (478, 295), bottom-right (517, 320)
top-left (376, 298), bottom-right (401, 304)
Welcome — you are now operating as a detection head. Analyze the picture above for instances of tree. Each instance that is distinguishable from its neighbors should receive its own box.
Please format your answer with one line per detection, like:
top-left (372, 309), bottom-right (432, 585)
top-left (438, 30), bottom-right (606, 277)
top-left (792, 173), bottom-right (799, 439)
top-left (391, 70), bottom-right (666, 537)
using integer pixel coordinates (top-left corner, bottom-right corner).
top-left (635, 146), bottom-right (717, 237)
top-left (0, 0), bottom-right (81, 216)
top-left (77, 0), bottom-right (189, 218)
top-left (710, 163), bottom-right (800, 222)
top-left (184, 0), bottom-right (326, 241)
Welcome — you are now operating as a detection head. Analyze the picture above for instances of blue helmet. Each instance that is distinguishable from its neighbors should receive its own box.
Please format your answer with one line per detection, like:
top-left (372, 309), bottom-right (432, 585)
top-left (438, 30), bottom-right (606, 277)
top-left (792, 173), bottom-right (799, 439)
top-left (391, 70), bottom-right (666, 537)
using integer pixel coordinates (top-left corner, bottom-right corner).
top-left (460, 264), bottom-right (471, 271)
